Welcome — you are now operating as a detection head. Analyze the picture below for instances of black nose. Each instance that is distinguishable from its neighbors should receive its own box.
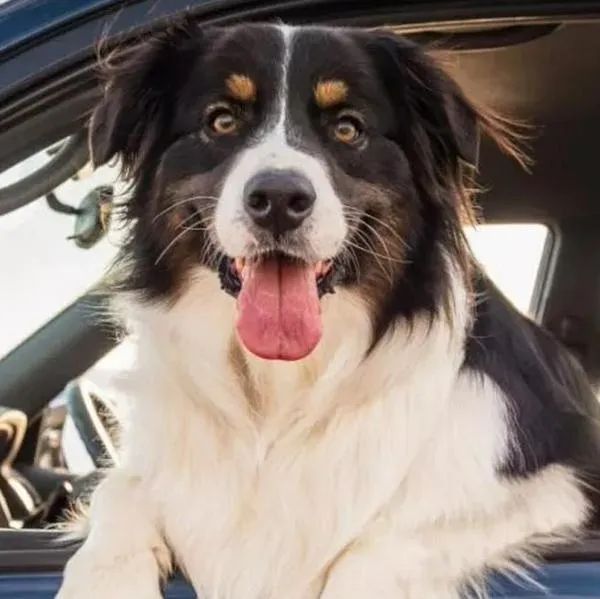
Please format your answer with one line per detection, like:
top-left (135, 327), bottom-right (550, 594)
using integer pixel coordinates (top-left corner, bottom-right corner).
top-left (243, 169), bottom-right (316, 237)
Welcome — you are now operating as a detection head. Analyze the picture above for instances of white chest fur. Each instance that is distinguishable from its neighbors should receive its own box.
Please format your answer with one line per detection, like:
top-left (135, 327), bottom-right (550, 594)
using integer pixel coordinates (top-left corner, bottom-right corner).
top-left (110, 274), bottom-right (587, 599)
top-left (148, 376), bottom-right (507, 599)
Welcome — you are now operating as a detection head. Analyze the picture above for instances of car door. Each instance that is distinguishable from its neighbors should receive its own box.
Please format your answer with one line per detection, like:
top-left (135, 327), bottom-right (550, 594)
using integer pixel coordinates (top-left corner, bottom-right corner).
top-left (2, 1), bottom-right (600, 597)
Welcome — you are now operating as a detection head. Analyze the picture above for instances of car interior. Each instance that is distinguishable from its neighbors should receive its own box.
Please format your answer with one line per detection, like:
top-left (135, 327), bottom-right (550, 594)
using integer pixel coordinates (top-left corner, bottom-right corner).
top-left (2, 4), bottom-right (600, 579)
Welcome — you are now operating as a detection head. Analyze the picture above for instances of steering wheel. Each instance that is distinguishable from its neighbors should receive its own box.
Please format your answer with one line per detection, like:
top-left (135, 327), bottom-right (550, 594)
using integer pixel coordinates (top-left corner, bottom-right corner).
top-left (0, 407), bottom-right (45, 527)
top-left (0, 399), bottom-right (113, 529)
top-left (63, 380), bottom-right (121, 470)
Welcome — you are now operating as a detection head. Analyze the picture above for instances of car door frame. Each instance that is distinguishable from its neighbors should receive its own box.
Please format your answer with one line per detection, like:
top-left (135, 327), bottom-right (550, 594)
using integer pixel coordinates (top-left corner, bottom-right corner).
top-left (3, 0), bottom-right (600, 595)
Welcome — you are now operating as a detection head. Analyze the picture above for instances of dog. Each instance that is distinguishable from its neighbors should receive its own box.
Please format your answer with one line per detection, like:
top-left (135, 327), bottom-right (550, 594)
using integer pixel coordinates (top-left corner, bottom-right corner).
top-left (56, 19), bottom-right (600, 599)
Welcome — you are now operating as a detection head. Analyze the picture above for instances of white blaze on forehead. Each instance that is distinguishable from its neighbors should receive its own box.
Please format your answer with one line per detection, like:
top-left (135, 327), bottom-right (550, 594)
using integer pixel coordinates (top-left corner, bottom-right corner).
top-left (276, 24), bottom-right (294, 134)
top-left (214, 24), bottom-right (347, 261)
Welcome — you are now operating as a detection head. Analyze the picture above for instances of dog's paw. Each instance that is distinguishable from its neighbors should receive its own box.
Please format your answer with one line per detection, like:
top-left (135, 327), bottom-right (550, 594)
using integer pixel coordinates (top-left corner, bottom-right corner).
top-left (56, 547), bottom-right (163, 599)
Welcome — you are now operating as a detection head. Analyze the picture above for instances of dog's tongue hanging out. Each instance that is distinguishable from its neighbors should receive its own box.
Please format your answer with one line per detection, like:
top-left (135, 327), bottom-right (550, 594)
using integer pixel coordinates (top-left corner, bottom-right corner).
top-left (235, 257), bottom-right (322, 361)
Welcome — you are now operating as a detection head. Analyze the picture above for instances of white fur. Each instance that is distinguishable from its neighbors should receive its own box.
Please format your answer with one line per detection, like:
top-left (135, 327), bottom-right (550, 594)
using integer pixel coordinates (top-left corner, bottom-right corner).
top-left (57, 25), bottom-right (589, 599)
top-left (56, 259), bottom-right (589, 599)
top-left (214, 25), bottom-right (347, 262)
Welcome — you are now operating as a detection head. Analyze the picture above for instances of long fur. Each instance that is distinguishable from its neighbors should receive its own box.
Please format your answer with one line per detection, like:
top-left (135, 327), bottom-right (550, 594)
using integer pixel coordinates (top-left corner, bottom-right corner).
top-left (56, 20), bottom-right (600, 599)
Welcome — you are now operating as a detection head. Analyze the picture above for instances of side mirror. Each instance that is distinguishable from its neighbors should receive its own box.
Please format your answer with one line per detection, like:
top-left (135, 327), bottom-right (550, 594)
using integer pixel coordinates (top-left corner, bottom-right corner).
top-left (0, 133), bottom-right (115, 250)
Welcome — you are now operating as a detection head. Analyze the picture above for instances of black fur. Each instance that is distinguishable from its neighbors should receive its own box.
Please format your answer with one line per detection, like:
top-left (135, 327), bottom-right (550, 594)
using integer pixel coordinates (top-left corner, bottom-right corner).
top-left (89, 21), bottom-right (600, 526)
top-left (464, 273), bottom-right (600, 524)
top-left (89, 21), bottom-right (483, 327)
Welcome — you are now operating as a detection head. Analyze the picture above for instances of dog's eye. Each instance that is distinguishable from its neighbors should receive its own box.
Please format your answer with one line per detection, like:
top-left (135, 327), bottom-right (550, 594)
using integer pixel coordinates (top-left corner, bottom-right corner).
top-left (331, 113), bottom-right (364, 145)
top-left (206, 104), bottom-right (241, 135)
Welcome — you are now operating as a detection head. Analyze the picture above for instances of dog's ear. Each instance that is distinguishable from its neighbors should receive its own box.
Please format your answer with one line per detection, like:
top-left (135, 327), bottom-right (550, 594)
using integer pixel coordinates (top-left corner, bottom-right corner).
top-left (89, 18), bottom-right (200, 175)
top-left (363, 33), bottom-right (526, 194)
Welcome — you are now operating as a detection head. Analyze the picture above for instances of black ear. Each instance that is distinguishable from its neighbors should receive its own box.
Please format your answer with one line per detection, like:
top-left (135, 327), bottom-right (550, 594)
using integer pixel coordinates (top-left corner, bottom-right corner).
top-left (89, 18), bottom-right (200, 175)
top-left (364, 33), bottom-right (525, 194)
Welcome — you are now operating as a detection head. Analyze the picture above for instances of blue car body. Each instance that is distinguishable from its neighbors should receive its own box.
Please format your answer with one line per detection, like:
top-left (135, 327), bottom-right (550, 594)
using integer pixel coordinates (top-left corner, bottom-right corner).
top-left (2, 563), bottom-right (600, 598)
top-left (0, 1), bottom-right (599, 597)
top-left (0, 0), bottom-right (118, 52)
top-left (0, 0), bottom-right (209, 102)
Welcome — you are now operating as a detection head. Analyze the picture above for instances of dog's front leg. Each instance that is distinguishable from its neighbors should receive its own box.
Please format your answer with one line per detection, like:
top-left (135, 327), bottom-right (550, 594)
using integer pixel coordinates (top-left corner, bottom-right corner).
top-left (56, 470), bottom-right (171, 599)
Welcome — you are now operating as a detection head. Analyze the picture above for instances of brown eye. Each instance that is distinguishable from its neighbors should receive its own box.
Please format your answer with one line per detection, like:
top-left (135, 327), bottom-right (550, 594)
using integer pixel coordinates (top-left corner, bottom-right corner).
top-left (332, 114), bottom-right (364, 145)
top-left (206, 104), bottom-right (240, 135)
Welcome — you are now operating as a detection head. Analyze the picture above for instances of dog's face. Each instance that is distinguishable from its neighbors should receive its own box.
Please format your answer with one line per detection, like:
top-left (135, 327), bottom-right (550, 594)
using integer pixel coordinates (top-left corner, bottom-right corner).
top-left (91, 21), bottom-right (511, 361)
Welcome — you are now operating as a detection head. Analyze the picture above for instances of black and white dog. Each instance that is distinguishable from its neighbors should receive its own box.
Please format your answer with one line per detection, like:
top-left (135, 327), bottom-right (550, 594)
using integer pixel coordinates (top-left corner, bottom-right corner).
top-left (57, 20), bottom-right (600, 599)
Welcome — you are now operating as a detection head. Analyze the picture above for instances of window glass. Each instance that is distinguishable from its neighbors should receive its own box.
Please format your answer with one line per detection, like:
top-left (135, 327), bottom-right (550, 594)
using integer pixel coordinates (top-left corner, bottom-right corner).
top-left (0, 148), bottom-right (124, 360)
top-left (465, 223), bottom-right (550, 315)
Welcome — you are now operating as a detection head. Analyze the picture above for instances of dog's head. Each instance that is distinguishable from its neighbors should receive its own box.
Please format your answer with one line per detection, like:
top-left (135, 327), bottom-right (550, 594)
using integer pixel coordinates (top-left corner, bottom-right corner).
top-left (91, 21), bottom-right (521, 361)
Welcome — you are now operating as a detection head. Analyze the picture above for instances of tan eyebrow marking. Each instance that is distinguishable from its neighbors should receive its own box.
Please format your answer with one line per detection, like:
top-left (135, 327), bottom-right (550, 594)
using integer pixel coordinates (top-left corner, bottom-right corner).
top-left (225, 74), bottom-right (257, 102)
top-left (314, 79), bottom-right (349, 108)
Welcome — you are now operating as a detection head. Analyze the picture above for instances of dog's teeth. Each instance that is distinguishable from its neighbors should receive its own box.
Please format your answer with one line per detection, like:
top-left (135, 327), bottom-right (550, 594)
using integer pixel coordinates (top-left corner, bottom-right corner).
top-left (234, 257), bottom-right (245, 274)
top-left (314, 261), bottom-right (324, 277)
top-left (314, 260), bottom-right (333, 279)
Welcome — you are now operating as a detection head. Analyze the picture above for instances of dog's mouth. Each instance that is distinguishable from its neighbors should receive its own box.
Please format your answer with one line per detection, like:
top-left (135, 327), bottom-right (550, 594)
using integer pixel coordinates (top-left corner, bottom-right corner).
top-left (218, 252), bottom-right (339, 361)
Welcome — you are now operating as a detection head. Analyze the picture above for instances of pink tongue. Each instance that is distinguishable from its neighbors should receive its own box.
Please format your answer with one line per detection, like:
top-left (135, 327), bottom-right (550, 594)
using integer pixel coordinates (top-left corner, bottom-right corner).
top-left (236, 259), bottom-right (322, 361)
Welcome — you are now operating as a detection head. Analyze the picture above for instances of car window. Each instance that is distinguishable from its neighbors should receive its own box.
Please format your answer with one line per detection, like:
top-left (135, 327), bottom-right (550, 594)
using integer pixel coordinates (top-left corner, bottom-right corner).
top-left (466, 223), bottom-right (550, 315)
top-left (0, 147), bottom-right (125, 360)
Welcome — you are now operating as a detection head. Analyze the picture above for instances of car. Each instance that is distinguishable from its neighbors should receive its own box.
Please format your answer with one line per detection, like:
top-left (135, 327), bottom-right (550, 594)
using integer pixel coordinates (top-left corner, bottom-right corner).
top-left (1, 0), bottom-right (600, 597)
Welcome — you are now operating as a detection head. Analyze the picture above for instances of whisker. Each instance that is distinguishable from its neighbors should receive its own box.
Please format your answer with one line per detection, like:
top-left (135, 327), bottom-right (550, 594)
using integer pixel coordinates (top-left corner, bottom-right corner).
top-left (353, 220), bottom-right (398, 269)
top-left (343, 218), bottom-right (412, 287)
top-left (340, 244), bottom-right (361, 280)
top-left (154, 212), bottom-right (214, 267)
top-left (174, 211), bottom-right (207, 231)
top-left (199, 225), bottom-right (219, 266)
top-left (351, 233), bottom-right (411, 266)
top-left (344, 238), bottom-right (394, 287)
top-left (187, 210), bottom-right (216, 231)
top-left (358, 217), bottom-right (411, 256)
top-left (343, 210), bottom-right (412, 270)
top-left (178, 213), bottom-right (218, 266)
top-left (343, 206), bottom-right (411, 252)
top-left (154, 227), bottom-right (195, 266)
top-left (152, 195), bottom-right (218, 223)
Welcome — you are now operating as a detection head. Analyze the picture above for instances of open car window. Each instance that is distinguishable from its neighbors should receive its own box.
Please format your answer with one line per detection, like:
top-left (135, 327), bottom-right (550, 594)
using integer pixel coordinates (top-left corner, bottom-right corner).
top-left (466, 223), bottom-right (550, 316)
top-left (0, 148), bottom-right (126, 360)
